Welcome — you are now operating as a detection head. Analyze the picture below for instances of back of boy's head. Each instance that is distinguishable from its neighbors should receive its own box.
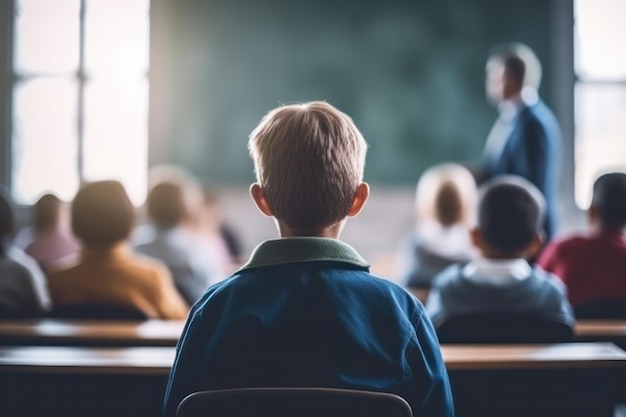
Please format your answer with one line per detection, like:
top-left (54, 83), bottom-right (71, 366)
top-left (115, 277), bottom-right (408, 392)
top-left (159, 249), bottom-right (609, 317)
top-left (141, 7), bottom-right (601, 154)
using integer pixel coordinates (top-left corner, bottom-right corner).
top-left (32, 193), bottom-right (62, 233)
top-left (71, 180), bottom-right (135, 249)
top-left (477, 175), bottom-right (545, 253)
top-left (248, 101), bottom-right (367, 231)
top-left (415, 163), bottom-right (477, 226)
top-left (146, 182), bottom-right (187, 229)
top-left (592, 172), bottom-right (626, 229)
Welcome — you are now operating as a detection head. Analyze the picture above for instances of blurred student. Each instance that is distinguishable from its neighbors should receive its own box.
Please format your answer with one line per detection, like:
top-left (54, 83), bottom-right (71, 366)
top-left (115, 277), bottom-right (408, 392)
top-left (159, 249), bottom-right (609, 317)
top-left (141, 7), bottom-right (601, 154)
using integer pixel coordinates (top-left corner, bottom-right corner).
top-left (481, 43), bottom-right (561, 240)
top-left (426, 175), bottom-right (573, 325)
top-left (198, 188), bottom-right (246, 268)
top-left (134, 180), bottom-right (224, 305)
top-left (48, 181), bottom-right (188, 320)
top-left (0, 190), bottom-right (51, 316)
top-left (24, 193), bottom-right (80, 271)
top-left (163, 101), bottom-right (453, 417)
top-left (538, 172), bottom-right (626, 311)
top-left (396, 163), bottom-right (476, 288)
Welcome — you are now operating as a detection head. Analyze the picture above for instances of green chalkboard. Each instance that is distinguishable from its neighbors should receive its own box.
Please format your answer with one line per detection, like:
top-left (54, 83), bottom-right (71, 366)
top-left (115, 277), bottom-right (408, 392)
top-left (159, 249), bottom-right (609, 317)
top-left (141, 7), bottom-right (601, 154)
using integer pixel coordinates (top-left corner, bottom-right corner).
top-left (153, 0), bottom-right (553, 186)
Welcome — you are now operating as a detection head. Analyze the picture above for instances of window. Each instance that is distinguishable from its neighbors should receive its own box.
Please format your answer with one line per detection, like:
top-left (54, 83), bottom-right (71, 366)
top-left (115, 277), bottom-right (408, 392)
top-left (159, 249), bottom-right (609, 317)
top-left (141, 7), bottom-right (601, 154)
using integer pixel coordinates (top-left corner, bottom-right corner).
top-left (574, 0), bottom-right (626, 208)
top-left (12, 0), bottom-right (149, 205)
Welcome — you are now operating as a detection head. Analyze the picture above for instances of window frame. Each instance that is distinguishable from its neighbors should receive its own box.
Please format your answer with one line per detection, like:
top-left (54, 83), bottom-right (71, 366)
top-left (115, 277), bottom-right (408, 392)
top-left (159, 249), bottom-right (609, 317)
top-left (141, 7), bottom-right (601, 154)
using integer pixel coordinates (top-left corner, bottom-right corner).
top-left (7, 0), bottom-right (150, 205)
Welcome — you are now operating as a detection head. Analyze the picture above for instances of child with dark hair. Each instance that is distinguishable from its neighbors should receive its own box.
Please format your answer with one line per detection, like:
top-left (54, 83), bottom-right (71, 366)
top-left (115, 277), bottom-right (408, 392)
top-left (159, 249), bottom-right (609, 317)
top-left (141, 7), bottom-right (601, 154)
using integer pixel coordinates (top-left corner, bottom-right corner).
top-left (0, 190), bottom-right (50, 315)
top-left (134, 179), bottom-right (223, 305)
top-left (426, 175), bottom-right (573, 324)
top-left (539, 172), bottom-right (626, 310)
top-left (24, 193), bottom-right (80, 270)
top-left (48, 181), bottom-right (188, 320)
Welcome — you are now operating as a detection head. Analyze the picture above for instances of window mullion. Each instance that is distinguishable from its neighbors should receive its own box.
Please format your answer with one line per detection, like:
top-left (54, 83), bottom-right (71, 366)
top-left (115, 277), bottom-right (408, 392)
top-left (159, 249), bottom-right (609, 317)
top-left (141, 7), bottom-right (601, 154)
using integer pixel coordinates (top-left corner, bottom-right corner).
top-left (77, 0), bottom-right (87, 185)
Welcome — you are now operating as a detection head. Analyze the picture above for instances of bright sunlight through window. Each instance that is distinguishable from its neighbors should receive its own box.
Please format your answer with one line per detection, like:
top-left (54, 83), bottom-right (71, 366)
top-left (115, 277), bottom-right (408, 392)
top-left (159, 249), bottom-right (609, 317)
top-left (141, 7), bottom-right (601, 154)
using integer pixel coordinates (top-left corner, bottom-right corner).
top-left (12, 0), bottom-right (149, 205)
top-left (574, 0), bottom-right (626, 209)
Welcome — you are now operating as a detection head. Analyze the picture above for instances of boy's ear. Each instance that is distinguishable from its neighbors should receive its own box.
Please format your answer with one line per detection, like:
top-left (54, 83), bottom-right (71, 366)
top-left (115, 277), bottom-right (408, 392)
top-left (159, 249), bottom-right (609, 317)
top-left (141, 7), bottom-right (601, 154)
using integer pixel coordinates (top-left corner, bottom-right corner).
top-left (470, 227), bottom-right (482, 248)
top-left (250, 183), bottom-right (273, 217)
top-left (347, 183), bottom-right (370, 217)
top-left (526, 232), bottom-right (545, 258)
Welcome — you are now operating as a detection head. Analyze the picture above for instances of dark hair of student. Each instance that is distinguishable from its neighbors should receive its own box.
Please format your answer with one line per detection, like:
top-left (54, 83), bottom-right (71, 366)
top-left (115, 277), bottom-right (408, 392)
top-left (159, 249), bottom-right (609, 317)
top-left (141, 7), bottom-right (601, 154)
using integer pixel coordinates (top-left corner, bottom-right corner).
top-left (478, 176), bottom-right (544, 253)
top-left (501, 55), bottom-right (525, 85)
top-left (592, 172), bottom-right (626, 229)
top-left (0, 189), bottom-right (15, 257)
top-left (71, 181), bottom-right (135, 249)
top-left (32, 193), bottom-right (62, 234)
top-left (146, 182), bottom-right (186, 229)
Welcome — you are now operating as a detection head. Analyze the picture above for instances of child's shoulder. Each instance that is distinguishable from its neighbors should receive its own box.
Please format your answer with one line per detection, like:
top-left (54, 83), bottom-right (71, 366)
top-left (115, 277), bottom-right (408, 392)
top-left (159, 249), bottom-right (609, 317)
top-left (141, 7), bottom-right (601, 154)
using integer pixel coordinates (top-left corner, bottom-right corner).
top-left (531, 265), bottom-right (567, 294)
top-left (547, 233), bottom-right (592, 253)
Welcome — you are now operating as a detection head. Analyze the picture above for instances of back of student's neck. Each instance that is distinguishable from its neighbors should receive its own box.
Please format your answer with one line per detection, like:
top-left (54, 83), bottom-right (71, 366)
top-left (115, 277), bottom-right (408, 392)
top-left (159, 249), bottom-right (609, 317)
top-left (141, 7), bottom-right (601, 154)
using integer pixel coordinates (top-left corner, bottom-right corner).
top-left (277, 222), bottom-right (343, 240)
top-left (479, 249), bottom-right (527, 260)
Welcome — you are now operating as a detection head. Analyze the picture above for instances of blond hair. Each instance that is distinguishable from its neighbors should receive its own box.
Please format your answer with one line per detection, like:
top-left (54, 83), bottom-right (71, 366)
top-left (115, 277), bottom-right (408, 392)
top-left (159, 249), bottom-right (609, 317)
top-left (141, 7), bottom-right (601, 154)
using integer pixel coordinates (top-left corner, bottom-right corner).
top-left (248, 101), bottom-right (367, 231)
top-left (415, 163), bottom-right (477, 227)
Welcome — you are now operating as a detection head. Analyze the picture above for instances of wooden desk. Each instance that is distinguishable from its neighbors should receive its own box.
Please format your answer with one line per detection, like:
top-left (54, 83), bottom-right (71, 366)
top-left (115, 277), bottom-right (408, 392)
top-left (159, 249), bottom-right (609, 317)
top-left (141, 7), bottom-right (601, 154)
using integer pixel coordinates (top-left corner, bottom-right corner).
top-left (443, 342), bottom-right (626, 417)
top-left (576, 319), bottom-right (626, 339)
top-left (0, 319), bottom-right (184, 347)
top-left (442, 342), bottom-right (626, 370)
top-left (0, 345), bottom-right (175, 375)
top-left (0, 342), bottom-right (623, 374)
top-left (0, 346), bottom-right (173, 417)
top-left (3, 318), bottom-right (626, 349)
top-left (575, 320), bottom-right (626, 351)
top-left (0, 343), bottom-right (624, 417)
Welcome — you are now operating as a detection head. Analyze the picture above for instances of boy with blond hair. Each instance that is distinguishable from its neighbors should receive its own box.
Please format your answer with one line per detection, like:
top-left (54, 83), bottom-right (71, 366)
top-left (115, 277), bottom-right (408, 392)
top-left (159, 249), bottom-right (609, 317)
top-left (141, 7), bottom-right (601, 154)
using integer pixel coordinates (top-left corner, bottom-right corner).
top-left (397, 162), bottom-right (477, 288)
top-left (163, 101), bottom-right (453, 417)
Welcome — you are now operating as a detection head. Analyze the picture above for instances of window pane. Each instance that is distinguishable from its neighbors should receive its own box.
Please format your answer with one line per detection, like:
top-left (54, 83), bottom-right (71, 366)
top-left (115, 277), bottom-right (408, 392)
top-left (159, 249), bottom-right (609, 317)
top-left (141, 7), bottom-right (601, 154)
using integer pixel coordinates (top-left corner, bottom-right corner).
top-left (83, 79), bottom-right (149, 205)
top-left (575, 0), bottom-right (626, 80)
top-left (14, 0), bottom-right (80, 74)
top-left (85, 0), bottom-right (150, 77)
top-left (12, 78), bottom-right (79, 204)
top-left (575, 84), bottom-right (626, 208)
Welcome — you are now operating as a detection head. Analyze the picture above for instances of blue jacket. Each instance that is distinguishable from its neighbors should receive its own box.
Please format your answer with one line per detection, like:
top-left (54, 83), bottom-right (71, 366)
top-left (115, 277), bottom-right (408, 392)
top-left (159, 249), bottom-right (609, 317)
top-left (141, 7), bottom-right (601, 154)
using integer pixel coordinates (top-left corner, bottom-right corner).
top-left (426, 262), bottom-right (574, 325)
top-left (163, 237), bottom-right (453, 417)
top-left (483, 99), bottom-right (561, 240)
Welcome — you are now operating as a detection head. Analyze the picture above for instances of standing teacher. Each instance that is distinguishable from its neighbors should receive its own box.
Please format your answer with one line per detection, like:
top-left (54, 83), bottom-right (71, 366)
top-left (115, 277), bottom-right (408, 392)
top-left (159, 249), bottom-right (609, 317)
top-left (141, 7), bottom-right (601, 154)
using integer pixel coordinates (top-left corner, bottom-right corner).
top-left (481, 43), bottom-right (562, 241)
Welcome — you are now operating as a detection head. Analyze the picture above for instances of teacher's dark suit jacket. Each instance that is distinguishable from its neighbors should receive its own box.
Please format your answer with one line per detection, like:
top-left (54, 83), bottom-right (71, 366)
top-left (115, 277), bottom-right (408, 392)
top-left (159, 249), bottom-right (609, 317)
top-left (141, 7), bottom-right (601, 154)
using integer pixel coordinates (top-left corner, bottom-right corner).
top-left (482, 98), bottom-right (561, 241)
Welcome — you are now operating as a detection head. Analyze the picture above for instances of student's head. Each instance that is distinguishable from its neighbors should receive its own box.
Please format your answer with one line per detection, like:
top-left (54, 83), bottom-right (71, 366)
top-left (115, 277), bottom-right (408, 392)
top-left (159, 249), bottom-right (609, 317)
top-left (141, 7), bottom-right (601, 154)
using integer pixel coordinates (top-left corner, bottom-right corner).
top-left (415, 163), bottom-right (477, 227)
top-left (71, 181), bottom-right (135, 249)
top-left (473, 175), bottom-right (545, 259)
top-left (144, 165), bottom-right (204, 229)
top-left (32, 193), bottom-right (64, 234)
top-left (0, 189), bottom-right (15, 239)
top-left (486, 43), bottom-right (542, 103)
top-left (146, 182), bottom-right (190, 229)
top-left (248, 101), bottom-right (369, 236)
top-left (589, 172), bottom-right (626, 230)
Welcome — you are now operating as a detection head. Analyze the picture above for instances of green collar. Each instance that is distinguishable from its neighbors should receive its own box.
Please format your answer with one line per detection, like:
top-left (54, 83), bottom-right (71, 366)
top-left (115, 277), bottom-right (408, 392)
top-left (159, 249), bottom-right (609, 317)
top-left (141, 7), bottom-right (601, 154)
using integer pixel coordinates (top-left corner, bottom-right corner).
top-left (237, 237), bottom-right (370, 272)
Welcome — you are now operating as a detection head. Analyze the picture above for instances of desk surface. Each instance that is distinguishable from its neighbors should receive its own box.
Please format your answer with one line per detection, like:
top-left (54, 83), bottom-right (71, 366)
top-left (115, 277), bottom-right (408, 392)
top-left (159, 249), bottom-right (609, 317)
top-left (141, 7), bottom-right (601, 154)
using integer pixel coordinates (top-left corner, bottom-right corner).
top-left (2, 319), bottom-right (626, 347)
top-left (0, 346), bottom-right (175, 375)
top-left (0, 319), bottom-right (185, 346)
top-left (0, 342), bottom-right (624, 375)
top-left (575, 320), bottom-right (626, 338)
top-left (441, 342), bottom-right (626, 370)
